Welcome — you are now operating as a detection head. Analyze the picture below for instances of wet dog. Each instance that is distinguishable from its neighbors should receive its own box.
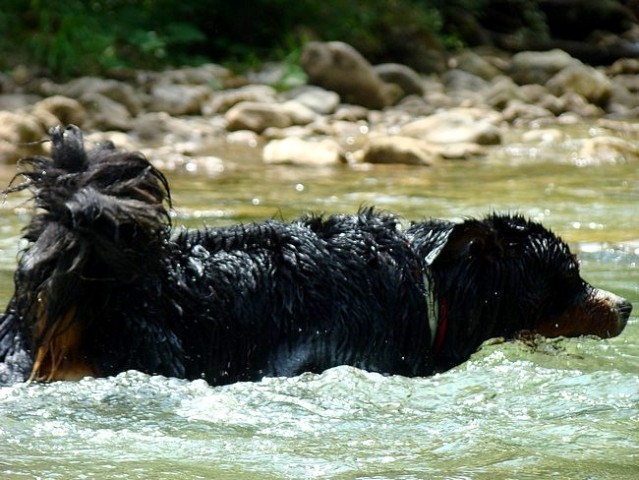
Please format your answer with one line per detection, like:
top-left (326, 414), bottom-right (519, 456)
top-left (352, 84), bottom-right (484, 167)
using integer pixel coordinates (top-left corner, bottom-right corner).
top-left (0, 126), bottom-right (632, 385)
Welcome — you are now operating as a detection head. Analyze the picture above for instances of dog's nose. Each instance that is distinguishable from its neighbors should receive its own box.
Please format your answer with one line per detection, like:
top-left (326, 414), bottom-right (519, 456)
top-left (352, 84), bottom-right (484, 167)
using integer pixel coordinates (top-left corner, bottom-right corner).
top-left (616, 298), bottom-right (633, 329)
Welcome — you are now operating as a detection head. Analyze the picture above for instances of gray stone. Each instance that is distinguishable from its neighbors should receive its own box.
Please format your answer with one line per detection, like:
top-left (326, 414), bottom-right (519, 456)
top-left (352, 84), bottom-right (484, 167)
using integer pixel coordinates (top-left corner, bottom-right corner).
top-left (547, 64), bottom-right (613, 106)
top-left (301, 41), bottom-right (401, 109)
top-left (401, 109), bottom-right (502, 145)
top-left (147, 84), bottom-right (210, 115)
top-left (263, 136), bottom-right (344, 165)
top-left (358, 136), bottom-right (441, 166)
top-left (225, 102), bottom-right (292, 133)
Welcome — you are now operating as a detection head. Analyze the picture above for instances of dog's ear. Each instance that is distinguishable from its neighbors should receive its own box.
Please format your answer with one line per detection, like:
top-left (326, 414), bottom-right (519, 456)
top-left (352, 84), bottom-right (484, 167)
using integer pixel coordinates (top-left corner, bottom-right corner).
top-left (434, 220), bottom-right (504, 265)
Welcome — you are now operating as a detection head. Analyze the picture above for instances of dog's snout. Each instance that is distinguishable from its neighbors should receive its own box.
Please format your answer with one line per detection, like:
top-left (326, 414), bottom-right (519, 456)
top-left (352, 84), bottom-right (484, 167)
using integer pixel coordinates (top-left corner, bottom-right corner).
top-left (616, 298), bottom-right (633, 328)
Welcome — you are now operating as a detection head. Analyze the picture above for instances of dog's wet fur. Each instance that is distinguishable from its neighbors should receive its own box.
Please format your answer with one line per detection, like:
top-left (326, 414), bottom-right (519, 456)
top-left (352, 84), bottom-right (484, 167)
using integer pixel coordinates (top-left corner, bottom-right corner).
top-left (0, 125), bottom-right (632, 385)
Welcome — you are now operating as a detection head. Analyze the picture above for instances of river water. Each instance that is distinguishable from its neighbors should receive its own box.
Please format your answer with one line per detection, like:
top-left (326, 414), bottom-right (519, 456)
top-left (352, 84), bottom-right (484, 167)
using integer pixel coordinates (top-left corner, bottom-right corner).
top-left (0, 125), bottom-right (637, 479)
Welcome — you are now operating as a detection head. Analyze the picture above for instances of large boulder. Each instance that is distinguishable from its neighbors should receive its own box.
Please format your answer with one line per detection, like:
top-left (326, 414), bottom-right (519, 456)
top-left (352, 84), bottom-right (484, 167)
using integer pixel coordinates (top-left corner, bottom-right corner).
top-left (301, 41), bottom-right (401, 109)
top-left (509, 49), bottom-right (580, 85)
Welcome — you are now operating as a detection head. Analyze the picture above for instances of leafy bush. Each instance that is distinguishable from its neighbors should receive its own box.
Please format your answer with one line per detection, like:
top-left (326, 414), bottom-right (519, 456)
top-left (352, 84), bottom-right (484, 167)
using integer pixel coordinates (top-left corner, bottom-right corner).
top-left (0, 0), bottom-right (206, 77)
top-left (0, 0), bottom-right (548, 78)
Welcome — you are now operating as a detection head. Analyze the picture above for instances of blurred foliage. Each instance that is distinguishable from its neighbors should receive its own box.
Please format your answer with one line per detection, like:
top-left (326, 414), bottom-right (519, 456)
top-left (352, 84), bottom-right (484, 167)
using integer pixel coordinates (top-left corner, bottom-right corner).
top-left (0, 0), bottom-right (547, 78)
top-left (0, 0), bottom-right (208, 77)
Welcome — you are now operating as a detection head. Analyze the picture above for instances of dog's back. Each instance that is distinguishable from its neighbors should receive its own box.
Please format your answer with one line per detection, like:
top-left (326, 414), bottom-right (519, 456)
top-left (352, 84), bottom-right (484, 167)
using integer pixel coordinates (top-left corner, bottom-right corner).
top-left (164, 212), bottom-right (432, 384)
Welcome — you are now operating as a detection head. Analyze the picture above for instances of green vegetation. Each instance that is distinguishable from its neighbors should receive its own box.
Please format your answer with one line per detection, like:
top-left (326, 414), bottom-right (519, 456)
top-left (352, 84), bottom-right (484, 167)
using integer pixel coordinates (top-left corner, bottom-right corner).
top-left (0, 0), bottom-right (546, 79)
top-left (0, 0), bottom-right (208, 77)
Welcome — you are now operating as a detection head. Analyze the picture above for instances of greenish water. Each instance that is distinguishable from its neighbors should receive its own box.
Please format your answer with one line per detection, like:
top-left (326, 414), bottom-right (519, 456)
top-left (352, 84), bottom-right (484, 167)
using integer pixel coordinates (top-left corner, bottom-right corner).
top-left (0, 129), bottom-right (637, 479)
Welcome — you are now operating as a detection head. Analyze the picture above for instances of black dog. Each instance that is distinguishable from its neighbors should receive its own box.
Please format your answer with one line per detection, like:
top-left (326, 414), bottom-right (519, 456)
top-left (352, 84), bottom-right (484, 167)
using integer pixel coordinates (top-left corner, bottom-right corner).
top-left (0, 125), bottom-right (632, 386)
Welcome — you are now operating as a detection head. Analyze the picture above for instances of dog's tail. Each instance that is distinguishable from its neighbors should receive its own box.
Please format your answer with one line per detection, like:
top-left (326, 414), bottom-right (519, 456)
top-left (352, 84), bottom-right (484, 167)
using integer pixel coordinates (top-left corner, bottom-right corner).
top-left (3, 125), bottom-right (171, 381)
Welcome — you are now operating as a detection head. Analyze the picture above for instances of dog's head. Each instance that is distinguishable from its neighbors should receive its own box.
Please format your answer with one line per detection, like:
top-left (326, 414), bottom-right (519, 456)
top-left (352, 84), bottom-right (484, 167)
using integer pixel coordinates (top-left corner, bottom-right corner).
top-left (422, 214), bottom-right (632, 367)
top-left (4, 125), bottom-right (172, 381)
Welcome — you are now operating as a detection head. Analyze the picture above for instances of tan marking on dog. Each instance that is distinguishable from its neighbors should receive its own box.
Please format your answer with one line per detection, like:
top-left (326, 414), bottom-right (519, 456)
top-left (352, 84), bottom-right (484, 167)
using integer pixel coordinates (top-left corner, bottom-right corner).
top-left (29, 303), bottom-right (96, 382)
top-left (536, 289), bottom-right (627, 339)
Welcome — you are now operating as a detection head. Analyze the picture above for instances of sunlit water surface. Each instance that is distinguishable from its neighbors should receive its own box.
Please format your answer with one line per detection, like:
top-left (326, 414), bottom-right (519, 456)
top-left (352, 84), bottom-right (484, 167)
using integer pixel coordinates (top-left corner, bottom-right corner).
top-left (0, 125), bottom-right (637, 479)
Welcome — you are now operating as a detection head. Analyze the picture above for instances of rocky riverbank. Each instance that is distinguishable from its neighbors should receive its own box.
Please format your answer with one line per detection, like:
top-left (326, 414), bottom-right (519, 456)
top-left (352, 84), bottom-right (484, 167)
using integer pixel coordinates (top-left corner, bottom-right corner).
top-left (2, 41), bottom-right (639, 168)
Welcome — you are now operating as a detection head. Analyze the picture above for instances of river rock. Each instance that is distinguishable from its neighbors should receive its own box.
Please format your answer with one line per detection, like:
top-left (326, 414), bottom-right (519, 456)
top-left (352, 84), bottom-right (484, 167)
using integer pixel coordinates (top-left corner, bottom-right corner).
top-left (373, 63), bottom-right (424, 96)
top-left (80, 92), bottom-right (132, 131)
top-left (0, 93), bottom-right (41, 111)
top-left (516, 84), bottom-right (566, 116)
top-left (501, 102), bottom-right (554, 125)
top-left (509, 49), bottom-right (580, 85)
top-left (262, 136), bottom-right (345, 165)
top-left (443, 69), bottom-right (490, 94)
top-left (225, 101), bottom-right (292, 133)
top-left (332, 105), bottom-right (370, 122)
top-left (579, 136), bottom-right (639, 165)
top-left (0, 111), bottom-right (45, 162)
top-left (281, 100), bottom-right (318, 125)
top-left (558, 91), bottom-right (604, 117)
top-left (31, 95), bottom-right (86, 127)
top-left (452, 50), bottom-right (502, 80)
top-left (289, 86), bottom-right (340, 115)
top-left (204, 85), bottom-right (278, 115)
top-left (431, 142), bottom-right (488, 159)
top-left (521, 129), bottom-right (565, 144)
top-left (546, 64), bottom-right (613, 106)
top-left (484, 76), bottom-right (523, 109)
top-left (401, 109), bottom-right (502, 145)
top-left (389, 95), bottom-right (435, 118)
top-left (147, 84), bottom-right (210, 115)
top-left (150, 63), bottom-right (232, 86)
top-left (130, 112), bottom-right (174, 141)
top-left (132, 113), bottom-right (225, 145)
top-left (607, 76), bottom-right (639, 116)
top-left (607, 58), bottom-right (639, 76)
top-left (357, 136), bottom-right (441, 166)
top-left (301, 41), bottom-right (401, 109)
top-left (43, 77), bottom-right (142, 115)
top-left (226, 129), bottom-right (261, 148)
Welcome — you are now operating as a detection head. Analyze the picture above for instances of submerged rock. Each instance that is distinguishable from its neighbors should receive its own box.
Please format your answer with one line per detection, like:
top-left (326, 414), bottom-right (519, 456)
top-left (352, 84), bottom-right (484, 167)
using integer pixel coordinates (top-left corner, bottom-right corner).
top-left (579, 135), bottom-right (639, 165)
top-left (401, 109), bottom-right (503, 145)
top-left (357, 136), bottom-right (441, 166)
top-left (263, 136), bottom-right (345, 165)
